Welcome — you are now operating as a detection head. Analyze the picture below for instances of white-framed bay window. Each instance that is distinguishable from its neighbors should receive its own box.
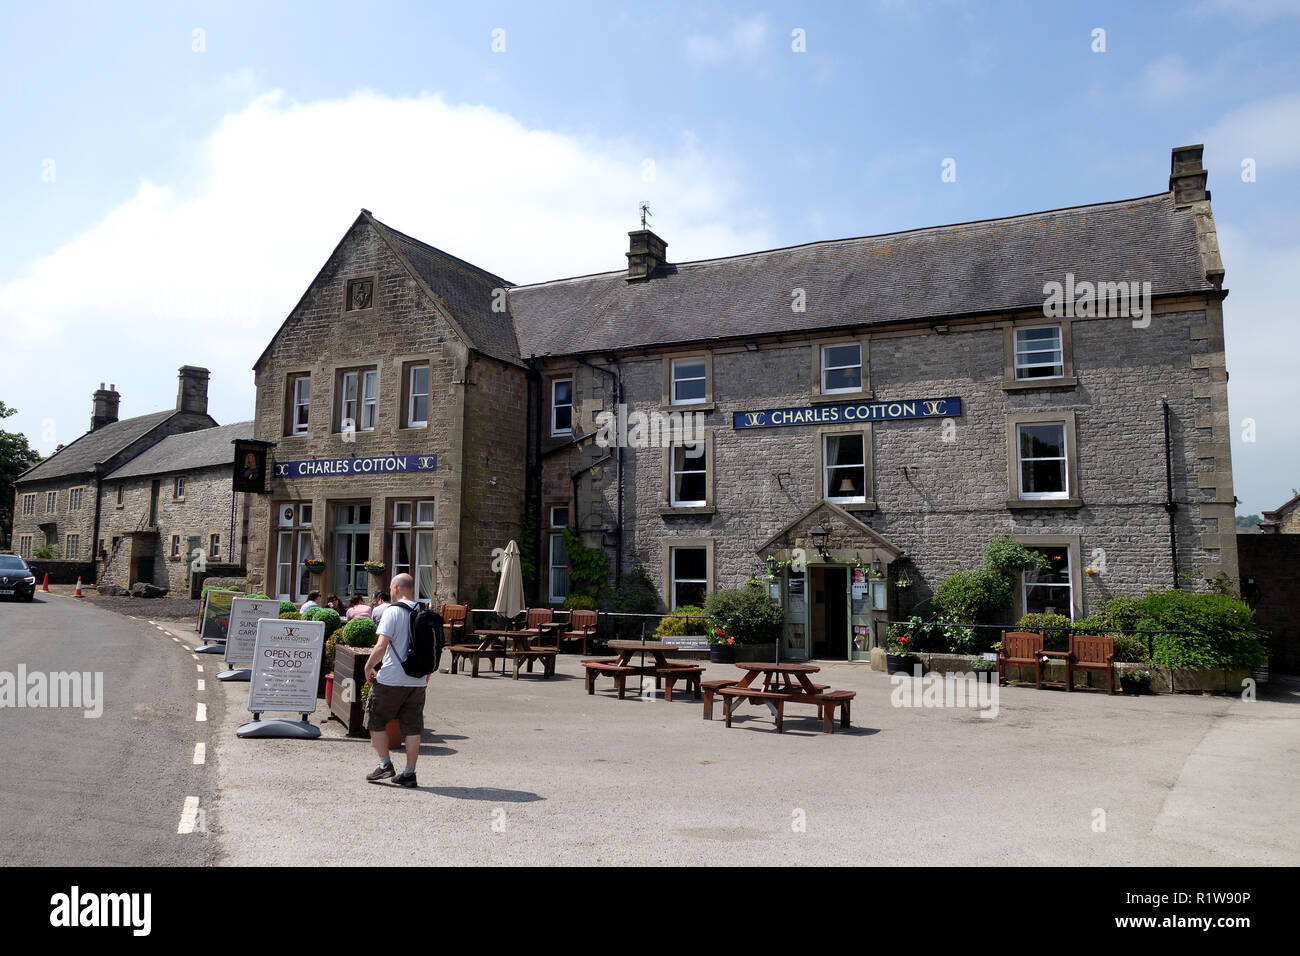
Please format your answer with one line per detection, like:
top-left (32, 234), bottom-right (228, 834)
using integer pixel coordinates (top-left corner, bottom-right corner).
top-left (548, 506), bottom-right (569, 604)
top-left (391, 499), bottom-right (436, 603)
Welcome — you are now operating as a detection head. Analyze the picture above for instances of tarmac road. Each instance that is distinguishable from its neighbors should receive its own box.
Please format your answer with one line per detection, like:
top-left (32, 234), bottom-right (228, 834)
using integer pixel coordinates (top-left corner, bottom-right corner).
top-left (0, 593), bottom-right (215, 866)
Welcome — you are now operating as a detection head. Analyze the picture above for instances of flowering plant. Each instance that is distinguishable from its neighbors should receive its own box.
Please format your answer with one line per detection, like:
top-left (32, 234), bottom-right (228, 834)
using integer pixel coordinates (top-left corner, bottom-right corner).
top-left (362, 560), bottom-right (386, 574)
top-left (707, 626), bottom-right (735, 646)
top-left (886, 632), bottom-right (914, 656)
top-left (1122, 667), bottom-right (1152, 684)
top-left (303, 558), bottom-right (326, 572)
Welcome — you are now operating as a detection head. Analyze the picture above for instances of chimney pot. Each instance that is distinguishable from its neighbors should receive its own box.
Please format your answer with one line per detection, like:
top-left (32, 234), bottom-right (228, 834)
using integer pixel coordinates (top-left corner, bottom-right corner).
top-left (626, 229), bottom-right (668, 281)
top-left (1170, 144), bottom-right (1209, 205)
top-left (176, 365), bottom-right (211, 417)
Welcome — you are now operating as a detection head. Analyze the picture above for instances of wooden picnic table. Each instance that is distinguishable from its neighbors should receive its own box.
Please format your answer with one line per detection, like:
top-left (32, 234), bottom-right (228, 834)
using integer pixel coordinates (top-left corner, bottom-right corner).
top-left (583, 640), bottom-right (704, 700)
top-left (606, 639), bottom-right (680, 672)
top-left (734, 661), bottom-right (823, 696)
top-left (474, 629), bottom-right (536, 677)
top-left (713, 662), bottom-right (854, 733)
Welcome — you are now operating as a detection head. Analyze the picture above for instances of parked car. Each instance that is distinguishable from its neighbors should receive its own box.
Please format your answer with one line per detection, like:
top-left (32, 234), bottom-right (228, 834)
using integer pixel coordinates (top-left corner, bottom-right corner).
top-left (0, 554), bottom-right (38, 601)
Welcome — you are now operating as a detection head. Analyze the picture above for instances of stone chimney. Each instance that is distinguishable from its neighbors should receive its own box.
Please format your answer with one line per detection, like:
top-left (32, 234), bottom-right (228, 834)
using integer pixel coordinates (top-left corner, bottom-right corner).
top-left (91, 382), bottom-right (120, 431)
top-left (176, 366), bottom-right (210, 416)
top-left (626, 229), bottom-right (668, 281)
top-left (1170, 144), bottom-right (1209, 205)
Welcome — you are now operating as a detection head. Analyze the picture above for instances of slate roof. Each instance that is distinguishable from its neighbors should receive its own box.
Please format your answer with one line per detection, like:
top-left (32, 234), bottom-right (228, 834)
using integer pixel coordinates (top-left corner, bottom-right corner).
top-left (507, 192), bottom-right (1213, 358)
top-left (367, 214), bottom-right (522, 365)
top-left (17, 410), bottom-right (178, 483)
top-left (105, 421), bottom-right (254, 480)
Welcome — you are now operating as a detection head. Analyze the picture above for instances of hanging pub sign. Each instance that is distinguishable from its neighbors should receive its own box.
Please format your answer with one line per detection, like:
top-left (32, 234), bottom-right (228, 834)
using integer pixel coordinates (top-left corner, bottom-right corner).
top-left (233, 440), bottom-right (270, 494)
top-left (733, 396), bottom-right (961, 430)
top-left (272, 454), bottom-right (437, 479)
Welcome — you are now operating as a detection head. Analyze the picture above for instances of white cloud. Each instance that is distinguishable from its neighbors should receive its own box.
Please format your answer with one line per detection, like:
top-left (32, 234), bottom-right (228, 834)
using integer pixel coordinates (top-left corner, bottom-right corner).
top-left (1203, 92), bottom-right (1300, 173)
top-left (685, 13), bottom-right (771, 63)
top-left (1138, 55), bottom-right (1197, 105)
top-left (0, 89), bottom-right (772, 454)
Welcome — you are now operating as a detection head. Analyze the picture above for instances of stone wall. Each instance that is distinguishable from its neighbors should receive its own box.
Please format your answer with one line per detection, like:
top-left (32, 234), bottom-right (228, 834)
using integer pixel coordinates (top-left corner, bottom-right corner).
top-left (9, 476), bottom-right (98, 563)
top-left (538, 299), bottom-right (1232, 619)
top-left (97, 465), bottom-right (246, 594)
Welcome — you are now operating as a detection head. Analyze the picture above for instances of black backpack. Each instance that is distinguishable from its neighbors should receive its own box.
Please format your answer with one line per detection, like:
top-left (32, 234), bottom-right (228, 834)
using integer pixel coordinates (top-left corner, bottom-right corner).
top-left (400, 602), bottom-right (445, 677)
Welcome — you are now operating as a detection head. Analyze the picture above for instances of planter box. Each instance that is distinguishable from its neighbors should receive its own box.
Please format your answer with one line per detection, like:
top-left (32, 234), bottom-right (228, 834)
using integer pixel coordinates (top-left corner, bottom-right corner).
top-left (330, 643), bottom-right (374, 736)
top-left (734, 642), bottom-right (777, 662)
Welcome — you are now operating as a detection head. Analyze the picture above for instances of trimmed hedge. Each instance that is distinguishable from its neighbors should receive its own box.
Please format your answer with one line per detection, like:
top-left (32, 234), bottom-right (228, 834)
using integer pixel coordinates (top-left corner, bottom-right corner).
top-left (653, 605), bottom-right (709, 638)
top-left (340, 615), bottom-right (378, 648)
top-left (704, 585), bottom-right (783, 645)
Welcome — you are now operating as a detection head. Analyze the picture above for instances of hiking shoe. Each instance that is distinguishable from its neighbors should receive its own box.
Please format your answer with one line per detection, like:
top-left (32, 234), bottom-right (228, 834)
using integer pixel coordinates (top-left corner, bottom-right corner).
top-left (392, 769), bottom-right (418, 788)
top-left (366, 762), bottom-right (395, 783)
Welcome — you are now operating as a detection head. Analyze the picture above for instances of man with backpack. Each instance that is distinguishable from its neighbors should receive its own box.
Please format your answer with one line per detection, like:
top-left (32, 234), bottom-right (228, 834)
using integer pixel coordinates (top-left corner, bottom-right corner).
top-left (362, 573), bottom-right (442, 787)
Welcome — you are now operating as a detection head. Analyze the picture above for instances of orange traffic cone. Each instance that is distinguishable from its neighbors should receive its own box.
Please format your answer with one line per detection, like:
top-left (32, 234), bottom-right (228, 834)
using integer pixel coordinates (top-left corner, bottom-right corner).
top-left (41, 573), bottom-right (51, 592)
top-left (73, 577), bottom-right (84, 597)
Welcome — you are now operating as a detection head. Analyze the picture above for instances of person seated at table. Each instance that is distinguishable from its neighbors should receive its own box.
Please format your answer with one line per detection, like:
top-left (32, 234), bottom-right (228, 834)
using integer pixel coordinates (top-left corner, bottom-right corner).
top-left (345, 593), bottom-right (372, 620)
top-left (299, 591), bottom-right (321, 613)
top-left (324, 594), bottom-right (345, 614)
top-left (371, 591), bottom-right (391, 619)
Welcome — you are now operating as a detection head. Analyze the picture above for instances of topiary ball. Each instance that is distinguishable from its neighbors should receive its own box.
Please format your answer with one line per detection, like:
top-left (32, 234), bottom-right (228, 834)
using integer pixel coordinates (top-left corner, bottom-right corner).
top-left (279, 601), bottom-right (298, 616)
top-left (313, 607), bottom-right (342, 637)
top-left (341, 615), bottom-right (378, 648)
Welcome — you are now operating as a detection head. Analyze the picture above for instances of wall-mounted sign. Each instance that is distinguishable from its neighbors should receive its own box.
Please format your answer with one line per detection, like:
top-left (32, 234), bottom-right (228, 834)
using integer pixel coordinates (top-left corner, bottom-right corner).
top-left (272, 454), bottom-right (437, 479)
top-left (733, 397), bottom-right (962, 430)
top-left (233, 441), bottom-right (270, 494)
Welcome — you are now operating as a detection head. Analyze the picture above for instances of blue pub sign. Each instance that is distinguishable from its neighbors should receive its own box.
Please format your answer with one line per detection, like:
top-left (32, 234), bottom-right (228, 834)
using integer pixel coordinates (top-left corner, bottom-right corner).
top-left (732, 397), bottom-right (962, 430)
top-left (272, 454), bottom-right (437, 479)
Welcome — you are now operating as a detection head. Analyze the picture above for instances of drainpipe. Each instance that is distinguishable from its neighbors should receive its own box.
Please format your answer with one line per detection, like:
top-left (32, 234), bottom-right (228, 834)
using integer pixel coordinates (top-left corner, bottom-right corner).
top-left (576, 357), bottom-right (623, 586)
top-left (1162, 398), bottom-right (1179, 589)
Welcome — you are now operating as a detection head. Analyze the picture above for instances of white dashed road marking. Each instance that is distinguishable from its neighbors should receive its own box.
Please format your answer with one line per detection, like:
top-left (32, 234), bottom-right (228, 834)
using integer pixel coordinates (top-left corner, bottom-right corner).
top-left (196, 703), bottom-right (207, 722)
top-left (197, 679), bottom-right (205, 692)
top-left (178, 797), bottom-right (201, 834)
top-left (196, 665), bottom-right (203, 673)
top-left (193, 743), bottom-right (206, 765)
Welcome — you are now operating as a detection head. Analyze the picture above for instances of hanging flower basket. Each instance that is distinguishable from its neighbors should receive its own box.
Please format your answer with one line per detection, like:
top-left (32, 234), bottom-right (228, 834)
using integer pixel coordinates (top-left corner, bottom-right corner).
top-left (363, 561), bottom-right (386, 575)
top-left (303, 559), bottom-right (326, 573)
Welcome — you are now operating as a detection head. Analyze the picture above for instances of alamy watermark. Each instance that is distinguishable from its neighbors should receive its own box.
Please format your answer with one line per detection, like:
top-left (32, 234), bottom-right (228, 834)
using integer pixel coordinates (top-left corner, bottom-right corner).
top-left (890, 666), bottom-right (999, 719)
top-left (595, 405), bottom-right (706, 451)
top-left (0, 666), bottom-right (103, 717)
top-left (1043, 272), bottom-right (1152, 328)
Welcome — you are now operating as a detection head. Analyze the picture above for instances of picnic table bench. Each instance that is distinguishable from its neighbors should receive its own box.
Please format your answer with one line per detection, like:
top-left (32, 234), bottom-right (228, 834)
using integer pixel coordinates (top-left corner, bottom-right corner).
top-left (448, 644), bottom-right (499, 677)
top-left (583, 641), bottom-right (705, 700)
top-left (712, 662), bottom-right (856, 734)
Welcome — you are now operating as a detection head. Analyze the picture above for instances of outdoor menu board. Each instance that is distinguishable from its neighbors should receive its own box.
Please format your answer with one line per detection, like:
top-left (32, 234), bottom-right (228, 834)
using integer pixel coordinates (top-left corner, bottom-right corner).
top-left (246, 618), bottom-right (325, 715)
top-left (225, 597), bottom-right (278, 668)
top-left (199, 589), bottom-right (242, 642)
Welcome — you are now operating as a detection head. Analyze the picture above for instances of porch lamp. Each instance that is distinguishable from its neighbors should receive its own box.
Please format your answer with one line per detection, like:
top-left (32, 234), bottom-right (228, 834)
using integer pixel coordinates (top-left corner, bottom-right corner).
top-left (873, 555), bottom-right (882, 576)
top-left (810, 525), bottom-right (829, 559)
top-left (765, 553), bottom-right (777, 575)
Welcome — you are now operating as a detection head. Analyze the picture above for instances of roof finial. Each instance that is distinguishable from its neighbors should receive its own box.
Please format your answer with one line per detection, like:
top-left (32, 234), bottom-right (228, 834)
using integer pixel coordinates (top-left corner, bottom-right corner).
top-left (639, 201), bottom-right (651, 230)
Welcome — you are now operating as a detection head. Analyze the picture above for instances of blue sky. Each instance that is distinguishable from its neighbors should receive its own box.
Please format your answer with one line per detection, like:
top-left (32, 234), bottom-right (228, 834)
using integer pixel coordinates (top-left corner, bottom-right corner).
top-left (2, 0), bottom-right (1298, 513)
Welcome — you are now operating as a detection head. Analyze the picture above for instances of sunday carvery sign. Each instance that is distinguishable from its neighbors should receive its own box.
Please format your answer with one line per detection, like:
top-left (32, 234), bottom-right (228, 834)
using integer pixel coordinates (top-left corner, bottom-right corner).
top-left (732, 397), bottom-right (962, 429)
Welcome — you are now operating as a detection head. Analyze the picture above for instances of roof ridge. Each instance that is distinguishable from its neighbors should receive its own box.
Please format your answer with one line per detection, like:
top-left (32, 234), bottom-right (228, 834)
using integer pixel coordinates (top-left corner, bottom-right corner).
top-left (509, 192), bottom-right (1173, 291)
top-left (368, 215), bottom-right (514, 288)
top-left (17, 409), bottom-right (178, 481)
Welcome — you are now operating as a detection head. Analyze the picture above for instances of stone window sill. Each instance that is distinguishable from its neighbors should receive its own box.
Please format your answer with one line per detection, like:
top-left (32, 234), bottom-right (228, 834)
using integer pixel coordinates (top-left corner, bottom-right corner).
top-left (1006, 498), bottom-right (1083, 510)
top-left (811, 390), bottom-right (873, 405)
top-left (1002, 376), bottom-right (1078, 392)
top-left (660, 505), bottom-right (717, 517)
top-left (659, 402), bottom-right (715, 414)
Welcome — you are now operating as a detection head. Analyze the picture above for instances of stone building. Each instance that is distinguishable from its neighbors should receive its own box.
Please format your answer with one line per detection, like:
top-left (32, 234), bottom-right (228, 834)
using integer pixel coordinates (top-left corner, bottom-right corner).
top-left (247, 146), bottom-right (1237, 661)
top-left (98, 420), bottom-right (254, 594)
top-left (1239, 491), bottom-right (1300, 674)
top-left (243, 212), bottom-right (527, 606)
top-left (11, 368), bottom-right (219, 583)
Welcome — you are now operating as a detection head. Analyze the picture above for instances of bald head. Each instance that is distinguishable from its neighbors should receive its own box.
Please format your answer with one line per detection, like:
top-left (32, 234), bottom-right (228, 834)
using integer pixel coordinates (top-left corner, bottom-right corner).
top-left (391, 573), bottom-right (414, 600)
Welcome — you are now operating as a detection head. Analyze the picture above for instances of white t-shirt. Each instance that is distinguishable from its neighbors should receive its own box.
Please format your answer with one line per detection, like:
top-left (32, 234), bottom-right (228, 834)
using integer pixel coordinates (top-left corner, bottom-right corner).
top-left (300, 600), bottom-right (319, 612)
top-left (375, 600), bottom-right (427, 687)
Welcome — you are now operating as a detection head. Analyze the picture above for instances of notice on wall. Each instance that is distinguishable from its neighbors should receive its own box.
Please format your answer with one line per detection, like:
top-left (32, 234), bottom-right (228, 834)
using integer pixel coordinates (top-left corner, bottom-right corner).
top-left (226, 597), bottom-right (278, 668)
top-left (246, 618), bottom-right (325, 715)
top-left (200, 589), bottom-right (242, 642)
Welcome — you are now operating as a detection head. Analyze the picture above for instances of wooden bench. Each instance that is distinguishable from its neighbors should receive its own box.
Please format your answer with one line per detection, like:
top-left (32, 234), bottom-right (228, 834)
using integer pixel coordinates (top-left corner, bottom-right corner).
top-left (997, 631), bottom-right (1045, 687)
top-left (653, 665), bottom-right (703, 701)
top-left (506, 647), bottom-right (557, 680)
top-left (1068, 635), bottom-right (1116, 694)
top-left (584, 661), bottom-right (639, 697)
top-left (818, 690), bottom-right (856, 733)
top-left (448, 644), bottom-right (498, 677)
top-left (718, 686), bottom-right (792, 732)
top-left (701, 679), bottom-right (738, 719)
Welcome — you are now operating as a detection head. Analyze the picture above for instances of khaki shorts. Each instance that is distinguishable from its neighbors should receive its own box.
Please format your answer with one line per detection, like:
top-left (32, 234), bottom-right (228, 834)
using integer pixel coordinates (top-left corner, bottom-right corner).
top-left (364, 682), bottom-right (426, 737)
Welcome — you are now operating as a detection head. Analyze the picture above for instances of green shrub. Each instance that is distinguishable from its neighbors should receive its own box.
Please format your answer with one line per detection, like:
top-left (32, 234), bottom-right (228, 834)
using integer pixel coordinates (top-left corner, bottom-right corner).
top-left (561, 527), bottom-right (610, 602)
top-left (653, 605), bottom-right (710, 638)
top-left (244, 593), bottom-right (270, 601)
top-left (603, 565), bottom-right (660, 639)
top-left (1098, 596), bottom-right (1143, 632)
top-left (1016, 612), bottom-right (1072, 633)
top-left (704, 584), bottom-right (783, 645)
top-left (324, 636), bottom-right (337, 671)
top-left (340, 615), bottom-right (378, 648)
top-left (32, 544), bottom-right (56, 560)
top-left (1069, 614), bottom-right (1146, 662)
top-left (983, 536), bottom-right (1051, 577)
top-left (1137, 591), bottom-right (1266, 671)
top-left (933, 569), bottom-right (1012, 624)
top-left (303, 606), bottom-right (343, 637)
top-left (278, 611), bottom-right (301, 620)
top-left (278, 600), bottom-right (298, 616)
top-left (562, 593), bottom-right (597, 611)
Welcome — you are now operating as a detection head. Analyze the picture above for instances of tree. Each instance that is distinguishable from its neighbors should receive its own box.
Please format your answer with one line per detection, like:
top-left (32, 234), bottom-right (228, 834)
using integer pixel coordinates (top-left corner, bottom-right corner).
top-left (0, 401), bottom-right (44, 543)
